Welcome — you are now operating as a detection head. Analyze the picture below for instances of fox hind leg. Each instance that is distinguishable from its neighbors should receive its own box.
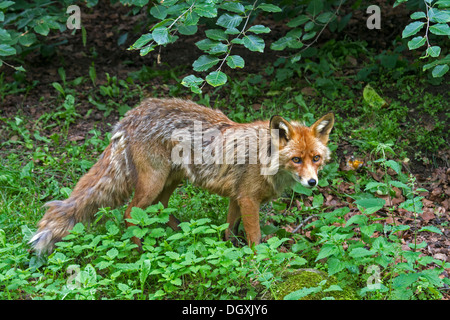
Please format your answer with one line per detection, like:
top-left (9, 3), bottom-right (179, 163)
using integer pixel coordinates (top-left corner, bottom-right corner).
top-left (152, 174), bottom-right (183, 230)
top-left (124, 166), bottom-right (170, 248)
top-left (225, 199), bottom-right (241, 245)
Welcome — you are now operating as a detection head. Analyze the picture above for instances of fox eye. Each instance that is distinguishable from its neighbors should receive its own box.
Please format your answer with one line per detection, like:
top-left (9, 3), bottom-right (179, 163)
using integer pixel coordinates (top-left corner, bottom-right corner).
top-left (312, 155), bottom-right (321, 162)
top-left (292, 157), bottom-right (302, 164)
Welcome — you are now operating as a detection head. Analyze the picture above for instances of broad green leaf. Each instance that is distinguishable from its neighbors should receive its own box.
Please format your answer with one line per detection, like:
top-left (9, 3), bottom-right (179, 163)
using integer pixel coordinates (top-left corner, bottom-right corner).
top-left (150, 18), bottom-right (171, 31)
top-left (284, 286), bottom-right (322, 300)
top-left (316, 12), bottom-right (335, 24)
top-left (71, 222), bottom-right (85, 234)
top-left (170, 277), bottom-right (182, 286)
top-left (52, 82), bottom-right (65, 95)
top-left (34, 22), bottom-right (50, 36)
top-left (391, 224), bottom-right (410, 233)
top-left (306, 0), bottom-right (323, 16)
top-left (18, 32), bottom-right (37, 47)
top-left (270, 36), bottom-right (295, 50)
top-left (312, 193), bottom-right (324, 207)
top-left (130, 33), bottom-right (153, 49)
top-left (426, 45), bottom-right (441, 57)
top-left (293, 182), bottom-right (312, 196)
top-left (345, 214), bottom-right (367, 227)
top-left (423, 54), bottom-right (450, 70)
top-left (194, 4), bottom-right (217, 18)
top-left (184, 10), bottom-right (199, 25)
top-left (432, 64), bottom-right (449, 77)
top-left (205, 71), bottom-right (227, 87)
top-left (385, 160), bottom-right (401, 174)
top-left (290, 256), bottom-right (307, 267)
top-left (195, 38), bottom-right (219, 51)
top-left (224, 27), bottom-right (240, 35)
top-left (419, 226), bottom-right (443, 235)
top-left (140, 45), bottom-right (155, 56)
top-left (435, 0), bottom-right (450, 8)
top-left (258, 3), bottom-right (282, 12)
top-left (208, 42), bottom-right (228, 55)
top-left (304, 21), bottom-right (315, 32)
top-left (328, 257), bottom-right (345, 275)
top-left (0, 1), bottom-right (15, 9)
top-left (399, 197), bottom-right (423, 213)
top-left (316, 244), bottom-right (339, 260)
top-left (429, 23), bottom-right (450, 35)
top-left (365, 181), bottom-right (386, 191)
top-left (129, 207), bottom-right (148, 225)
top-left (152, 27), bottom-right (169, 45)
top-left (226, 55), bottom-right (245, 68)
top-left (402, 21), bottom-right (424, 38)
top-left (106, 248), bottom-right (119, 259)
top-left (410, 11), bottom-right (426, 20)
top-left (430, 9), bottom-right (450, 23)
top-left (150, 5), bottom-right (167, 20)
top-left (0, 28), bottom-right (11, 41)
top-left (393, 273), bottom-right (420, 289)
top-left (287, 15), bottom-right (310, 27)
top-left (361, 224), bottom-right (380, 239)
top-left (167, 232), bottom-right (184, 241)
top-left (389, 180), bottom-right (410, 190)
top-left (231, 38), bottom-right (243, 45)
top-left (192, 55), bottom-right (220, 71)
top-left (0, 44), bottom-right (16, 56)
top-left (407, 36), bottom-right (426, 50)
top-left (262, 224), bottom-right (279, 235)
top-left (181, 75), bottom-right (203, 87)
top-left (177, 24), bottom-right (197, 35)
top-left (220, 2), bottom-right (245, 14)
top-left (349, 247), bottom-right (375, 258)
top-left (165, 251), bottom-right (180, 260)
top-left (267, 236), bottom-right (286, 249)
top-left (247, 25), bottom-right (271, 34)
top-left (205, 29), bottom-right (227, 41)
top-left (324, 285), bottom-right (343, 293)
top-left (355, 198), bottom-right (385, 215)
top-left (408, 241), bottom-right (427, 250)
top-left (126, 0), bottom-right (148, 6)
top-left (216, 13), bottom-right (243, 29)
top-left (302, 31), bottom-right (317, 41)
top-left (150, 227), bottom-right (165, 238)
top-left (291, 53), bottom-right (302, 63)
top-left (242, 35), bottom-right (265, 52)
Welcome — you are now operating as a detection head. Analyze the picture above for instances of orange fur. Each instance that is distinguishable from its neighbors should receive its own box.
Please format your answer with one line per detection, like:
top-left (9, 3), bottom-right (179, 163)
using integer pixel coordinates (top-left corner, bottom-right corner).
top-left (30, 98), bottom-right (334, 254)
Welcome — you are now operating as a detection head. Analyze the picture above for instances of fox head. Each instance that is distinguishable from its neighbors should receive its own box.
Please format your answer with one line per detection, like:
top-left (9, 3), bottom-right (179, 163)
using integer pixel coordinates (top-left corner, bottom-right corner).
top-left (270, 113), bottom-right (334, 188)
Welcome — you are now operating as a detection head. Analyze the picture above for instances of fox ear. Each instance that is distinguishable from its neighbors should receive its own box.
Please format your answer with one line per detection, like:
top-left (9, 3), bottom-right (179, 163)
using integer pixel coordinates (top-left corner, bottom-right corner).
top-left (311, 113), bottom-right (334, 144)
top-left (270, 115), bottom-right (294, 145)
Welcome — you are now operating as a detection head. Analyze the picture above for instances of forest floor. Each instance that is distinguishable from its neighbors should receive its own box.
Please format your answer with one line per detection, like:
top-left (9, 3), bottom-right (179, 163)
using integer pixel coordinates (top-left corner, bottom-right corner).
top-left (0, 1), bottom-right (448, 299)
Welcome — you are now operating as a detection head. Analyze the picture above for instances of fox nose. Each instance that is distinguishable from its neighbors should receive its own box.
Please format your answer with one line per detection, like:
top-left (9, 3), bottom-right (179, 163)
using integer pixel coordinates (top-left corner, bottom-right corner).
top-left (307, 179), bottom-right (317, 187)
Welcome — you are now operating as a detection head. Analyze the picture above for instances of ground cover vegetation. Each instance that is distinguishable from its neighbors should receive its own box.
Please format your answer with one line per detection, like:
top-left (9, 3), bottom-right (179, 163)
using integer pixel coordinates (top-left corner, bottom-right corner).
top-left (0, 0), bottom-right (449, 300)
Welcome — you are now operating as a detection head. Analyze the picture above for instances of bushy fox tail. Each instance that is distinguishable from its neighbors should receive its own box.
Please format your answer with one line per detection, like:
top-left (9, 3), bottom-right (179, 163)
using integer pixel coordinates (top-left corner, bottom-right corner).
top-left (30, 131), bottom-right (136, 255)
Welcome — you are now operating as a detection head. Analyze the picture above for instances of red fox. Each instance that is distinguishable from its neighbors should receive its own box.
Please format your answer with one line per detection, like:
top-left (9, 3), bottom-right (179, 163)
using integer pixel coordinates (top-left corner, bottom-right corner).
top-left (30, 98), bottom-right (334, 254)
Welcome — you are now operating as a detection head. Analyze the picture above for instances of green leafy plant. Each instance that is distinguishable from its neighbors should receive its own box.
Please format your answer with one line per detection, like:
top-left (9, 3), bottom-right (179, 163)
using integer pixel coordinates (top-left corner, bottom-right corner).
top-left (0, 0), bottom-right (83, 70)
top-left (397, 0), bottom-right (450, 77)
top-left (303, 151), bottom-right (450, 300)
top-left (128, 0), bottom-right (347, 93)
